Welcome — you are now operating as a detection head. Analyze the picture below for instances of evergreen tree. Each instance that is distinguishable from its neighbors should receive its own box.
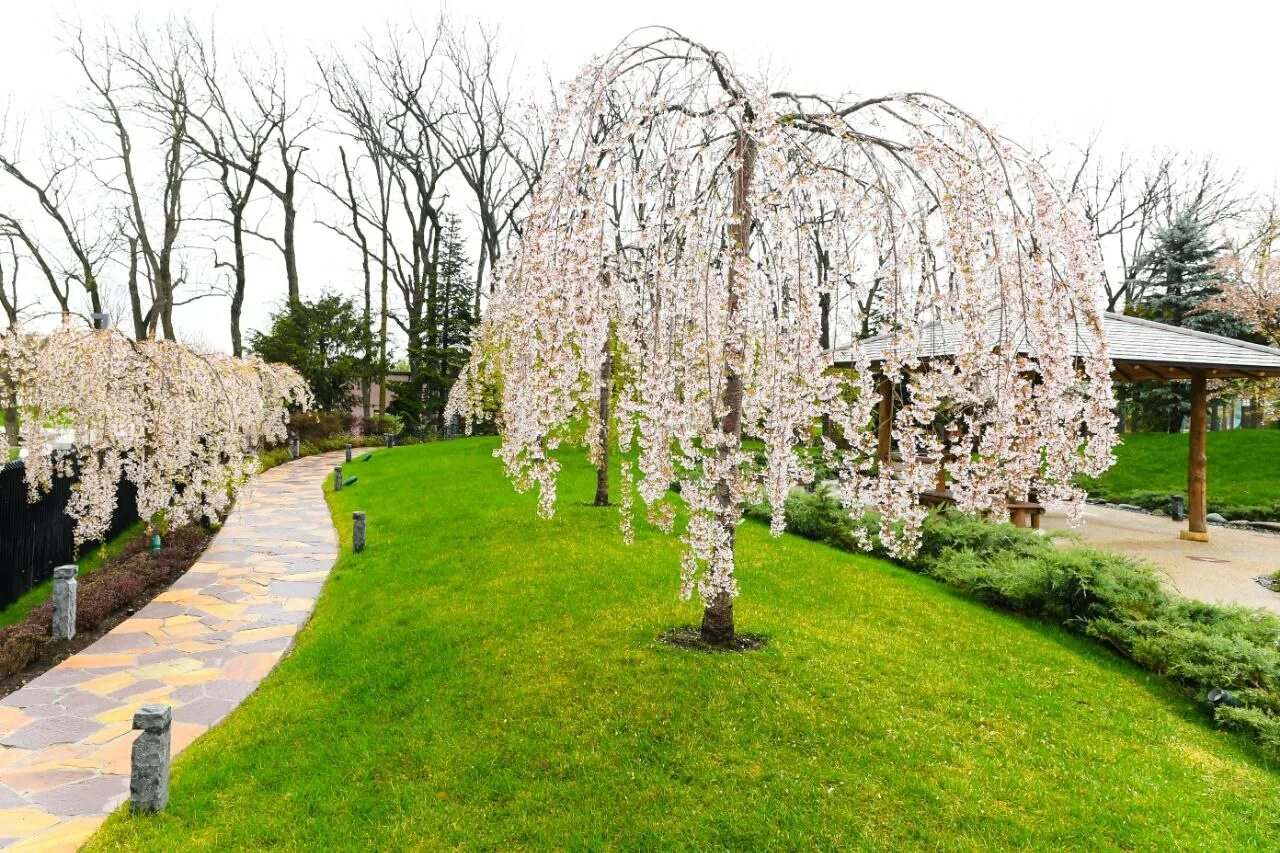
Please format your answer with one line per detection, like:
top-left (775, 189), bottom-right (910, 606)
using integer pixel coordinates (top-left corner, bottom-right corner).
top-left (250, 293), bottom-right (373, 412)
top-left (389, 215), bottom-right (476, 434)
top-left (1119, 211), bottom-right (1254, 432)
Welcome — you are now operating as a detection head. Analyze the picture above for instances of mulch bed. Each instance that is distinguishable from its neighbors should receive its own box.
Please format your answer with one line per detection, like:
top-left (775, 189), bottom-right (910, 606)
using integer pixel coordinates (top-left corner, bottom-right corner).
top-left (0, 525), bottom-right (213, 701)
top-left (657, 626), bottom-right (768, 653)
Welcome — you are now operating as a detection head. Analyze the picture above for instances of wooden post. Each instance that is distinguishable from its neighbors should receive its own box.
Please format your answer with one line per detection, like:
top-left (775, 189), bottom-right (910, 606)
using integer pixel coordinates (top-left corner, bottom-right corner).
top-left (1181, 369), bottom-right (1209, 542)
top-left (877, 376), bottom-right (893, 467)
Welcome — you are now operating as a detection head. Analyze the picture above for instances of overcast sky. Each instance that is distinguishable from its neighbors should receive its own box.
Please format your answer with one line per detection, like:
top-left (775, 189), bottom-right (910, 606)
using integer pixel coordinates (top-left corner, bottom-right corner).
top-left (2, 0), bottom-right (1277, 352)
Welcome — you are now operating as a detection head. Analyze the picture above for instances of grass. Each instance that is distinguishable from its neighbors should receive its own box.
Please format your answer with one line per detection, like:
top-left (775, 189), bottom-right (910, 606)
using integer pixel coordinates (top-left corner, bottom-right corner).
top-left (0, 520), bottom-right (144, 629)
top-left (1082, 429), bottom-right (1280, 513)
top-left (90, 438), bottom-right (1280, 849)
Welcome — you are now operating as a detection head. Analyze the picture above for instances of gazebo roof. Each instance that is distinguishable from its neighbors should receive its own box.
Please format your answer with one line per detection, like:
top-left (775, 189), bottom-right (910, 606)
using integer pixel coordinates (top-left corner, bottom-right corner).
top-left (832, 311), bottom-right (1280, 381)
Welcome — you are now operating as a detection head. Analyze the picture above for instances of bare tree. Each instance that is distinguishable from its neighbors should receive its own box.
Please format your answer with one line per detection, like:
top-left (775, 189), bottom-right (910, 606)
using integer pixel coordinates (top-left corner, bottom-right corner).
top-left (65, 22), bottom-right (201, 339)
top-left (0, 120), bottom-right (117, 318)
top-left (322, 26), bottom-right (463, 426)
top-left (1065, 141), bottom-right (1250, 310)
top-left (441, 24), bottom-right (549, 311)
top-left (182, 26), bottom-right (281, 355)
top-left (237, 72), bottom-right (315, 311)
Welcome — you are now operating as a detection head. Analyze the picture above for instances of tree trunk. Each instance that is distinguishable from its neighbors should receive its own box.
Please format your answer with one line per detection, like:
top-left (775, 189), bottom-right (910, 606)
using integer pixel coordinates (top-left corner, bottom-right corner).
top-left (594, 340), bottom-right (612, 507)
top-left (2, 376), bottom-right (17, 458)
top-left (283, 169), bottom-right (300, 310)
top-left (3, 403), bottom-right (16, 456)
top-left (700, 591), bottom-right (735, 646)
top-left (701, 128), bottom-right (757, 647)
top-left (229, 210), bottom-right (247, 358)
top-left (378, 239), bottom-right (389, 419)
top-left (127, 239), bottom-right (148, 341)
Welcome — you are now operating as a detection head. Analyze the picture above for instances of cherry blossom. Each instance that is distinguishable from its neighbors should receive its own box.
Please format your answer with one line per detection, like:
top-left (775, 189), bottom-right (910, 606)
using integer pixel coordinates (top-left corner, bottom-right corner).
top-left (1, 321), bottom-right (310, 546)
top-left (449, 29), bottom-right (1116, 643)
top-left (1203, 234), bottom-right (1280, 345)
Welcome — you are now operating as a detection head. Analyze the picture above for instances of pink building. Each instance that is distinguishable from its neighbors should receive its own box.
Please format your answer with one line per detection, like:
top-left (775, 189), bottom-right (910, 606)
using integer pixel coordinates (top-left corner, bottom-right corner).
top-left (348, 370), bottom-right (411, 419)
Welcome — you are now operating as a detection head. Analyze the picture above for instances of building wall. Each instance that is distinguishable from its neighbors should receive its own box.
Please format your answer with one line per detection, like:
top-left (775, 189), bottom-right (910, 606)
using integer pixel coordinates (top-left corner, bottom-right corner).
top-left (348, 372), bottom-right (411, 419)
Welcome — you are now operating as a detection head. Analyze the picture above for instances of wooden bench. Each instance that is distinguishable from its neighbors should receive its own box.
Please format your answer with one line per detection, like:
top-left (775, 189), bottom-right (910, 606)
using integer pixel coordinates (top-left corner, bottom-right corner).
top-left (889, 453), bottom-right (1045, 528)
top-left (917, 488), bottom-right (1045, 529)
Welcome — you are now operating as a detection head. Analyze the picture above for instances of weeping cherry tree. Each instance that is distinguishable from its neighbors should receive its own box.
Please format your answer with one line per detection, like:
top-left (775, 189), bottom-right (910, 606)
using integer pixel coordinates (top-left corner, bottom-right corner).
top-left (449, 29), bottom-right (1117, 647)
top-left (2, 322), bottom-right (311, 546)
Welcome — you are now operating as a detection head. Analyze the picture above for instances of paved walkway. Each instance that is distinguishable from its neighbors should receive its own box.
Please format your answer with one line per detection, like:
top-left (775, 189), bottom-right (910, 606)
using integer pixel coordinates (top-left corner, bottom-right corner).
top-left (1042, 505), bottom-right (1280, 615)
top-left (0, 452), bottom-right (344, 850)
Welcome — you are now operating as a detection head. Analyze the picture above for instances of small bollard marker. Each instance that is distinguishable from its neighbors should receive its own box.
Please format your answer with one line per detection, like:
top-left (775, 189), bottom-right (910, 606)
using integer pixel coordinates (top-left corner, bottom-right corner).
top-left (1170, 494), bottom-right (1185, 522)
top-left (333, 466), bottom-right (344, 491)
top-left (345, 443), bottom-right (353, 462)
top-left (353, 511), bottom-right (366, 553)
top-left (131, 704), bottom-right (172, 813)
top-left (52, 565), bottom-right (78, 640)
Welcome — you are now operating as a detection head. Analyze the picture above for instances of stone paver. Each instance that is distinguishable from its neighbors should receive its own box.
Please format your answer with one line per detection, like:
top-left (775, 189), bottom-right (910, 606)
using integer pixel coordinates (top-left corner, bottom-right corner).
top-left (0, 452), bottom-right (349, 850)
top-left (1043, 504), bottom-right (1280, 614)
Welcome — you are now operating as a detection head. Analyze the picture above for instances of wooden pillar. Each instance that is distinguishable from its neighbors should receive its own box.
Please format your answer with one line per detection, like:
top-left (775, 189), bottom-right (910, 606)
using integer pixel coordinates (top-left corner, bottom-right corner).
top-left (1180, 369), bottom-right (1209, 542)
top-left (877, 376), bottom-right (893, 467)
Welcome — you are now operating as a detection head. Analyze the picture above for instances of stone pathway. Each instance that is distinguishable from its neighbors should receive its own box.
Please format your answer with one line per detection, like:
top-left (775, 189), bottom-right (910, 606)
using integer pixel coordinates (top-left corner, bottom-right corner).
top-left (1042, 504), bottom-right (1280, 615)
top-left (0, 452), bottom-right (346, 850)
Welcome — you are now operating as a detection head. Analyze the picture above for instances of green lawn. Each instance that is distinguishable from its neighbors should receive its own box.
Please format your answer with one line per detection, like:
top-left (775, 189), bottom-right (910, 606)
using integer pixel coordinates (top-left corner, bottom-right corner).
top-left (1083, 429), bottom-right (1280, 516)
top-left (91, 438), bottom-right (1280, 849)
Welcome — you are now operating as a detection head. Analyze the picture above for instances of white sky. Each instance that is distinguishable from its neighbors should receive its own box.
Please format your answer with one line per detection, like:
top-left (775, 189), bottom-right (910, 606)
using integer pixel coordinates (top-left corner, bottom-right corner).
top-left (2, 0), bottom-right (1277, 352)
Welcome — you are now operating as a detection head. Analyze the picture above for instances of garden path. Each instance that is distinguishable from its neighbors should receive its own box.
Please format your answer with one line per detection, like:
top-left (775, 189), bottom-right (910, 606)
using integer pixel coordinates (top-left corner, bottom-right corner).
top-left (1042, 504), bottom-right (1280, 615)
top-left (0, 452), bottom-right (347, 851)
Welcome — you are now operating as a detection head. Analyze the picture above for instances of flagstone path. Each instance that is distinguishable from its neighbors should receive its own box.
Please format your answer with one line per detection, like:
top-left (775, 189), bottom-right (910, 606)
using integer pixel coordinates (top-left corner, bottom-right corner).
top-left (0, 452), bottom-right (348, 851)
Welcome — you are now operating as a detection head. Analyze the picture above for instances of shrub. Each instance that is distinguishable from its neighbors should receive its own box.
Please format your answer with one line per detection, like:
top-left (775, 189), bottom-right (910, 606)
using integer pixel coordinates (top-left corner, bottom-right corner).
top-left (750, 495), bottom-right (1280, 757)
top-left (359, 413), bottom-right (401, 437)
top-left (258, 435), bottom-right (385, 473)
top-left (288, 411), bottom-right (357, 442)
top-left (0, 525), bottom-right (212, 681)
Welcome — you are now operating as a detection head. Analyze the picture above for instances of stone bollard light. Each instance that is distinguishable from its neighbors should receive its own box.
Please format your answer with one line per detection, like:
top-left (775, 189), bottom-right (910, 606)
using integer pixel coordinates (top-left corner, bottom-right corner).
top-left (1171, 494), bottom-right (1185, 522)
top-left (353, 511), bottom-right (366, 553)
top-left (131, 704), bottom-right (172, 813)
top-left (333, 466), bottom-right (344, 492)
top-left (52, 564), bottom-right (78, 641)
top-left (345, 443), bottom-right (353, 462)
top-left (384, 432), bottom-right (394, 448)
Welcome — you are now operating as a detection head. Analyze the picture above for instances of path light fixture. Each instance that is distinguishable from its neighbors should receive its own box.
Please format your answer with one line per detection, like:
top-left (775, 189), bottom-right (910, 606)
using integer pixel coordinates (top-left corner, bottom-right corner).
top-left (150, 534), bottom-right (162, 554)
top-left (353, 511), bottom-right (366, 553)
top-left (52, 565), bottom-right (77, 640)
top-left (334, 466), bottom-right (344, 491)
top-left (131, 704), bottom-right (172, 813)
top-left (1207, 688), bottom-right (1242, 708)
top-left (1171, 495), bottom-right (1185, 522)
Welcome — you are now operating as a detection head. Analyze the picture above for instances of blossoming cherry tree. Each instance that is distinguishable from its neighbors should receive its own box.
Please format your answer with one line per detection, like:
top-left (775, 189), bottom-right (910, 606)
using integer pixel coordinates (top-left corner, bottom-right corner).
top-left (450, 29), bottom-right (1116, 647)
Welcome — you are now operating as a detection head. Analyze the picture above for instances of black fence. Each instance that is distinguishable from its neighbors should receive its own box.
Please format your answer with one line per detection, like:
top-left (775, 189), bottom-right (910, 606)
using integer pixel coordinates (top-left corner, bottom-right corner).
top-left (0, 455), bottom-right (139, 610)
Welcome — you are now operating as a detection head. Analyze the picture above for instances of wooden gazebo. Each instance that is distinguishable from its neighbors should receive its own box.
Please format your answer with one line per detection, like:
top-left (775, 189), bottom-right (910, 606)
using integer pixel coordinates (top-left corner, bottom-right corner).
top-left (832, 312), bottom-right (1280, 541)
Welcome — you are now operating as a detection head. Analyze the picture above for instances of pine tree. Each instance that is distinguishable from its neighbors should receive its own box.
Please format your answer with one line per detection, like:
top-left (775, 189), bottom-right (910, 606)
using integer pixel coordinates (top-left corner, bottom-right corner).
top-left (393, 214), bottom-right (476, 434)
top-left (1119, 211), bottom-right (1253, 431)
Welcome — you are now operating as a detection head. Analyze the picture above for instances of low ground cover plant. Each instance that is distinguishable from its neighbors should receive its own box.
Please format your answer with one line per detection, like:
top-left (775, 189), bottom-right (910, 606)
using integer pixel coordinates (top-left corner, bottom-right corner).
top-left (0, 526), bottom-right (212, 686)
top-left (748, 488), bottom-right (1280, 754)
